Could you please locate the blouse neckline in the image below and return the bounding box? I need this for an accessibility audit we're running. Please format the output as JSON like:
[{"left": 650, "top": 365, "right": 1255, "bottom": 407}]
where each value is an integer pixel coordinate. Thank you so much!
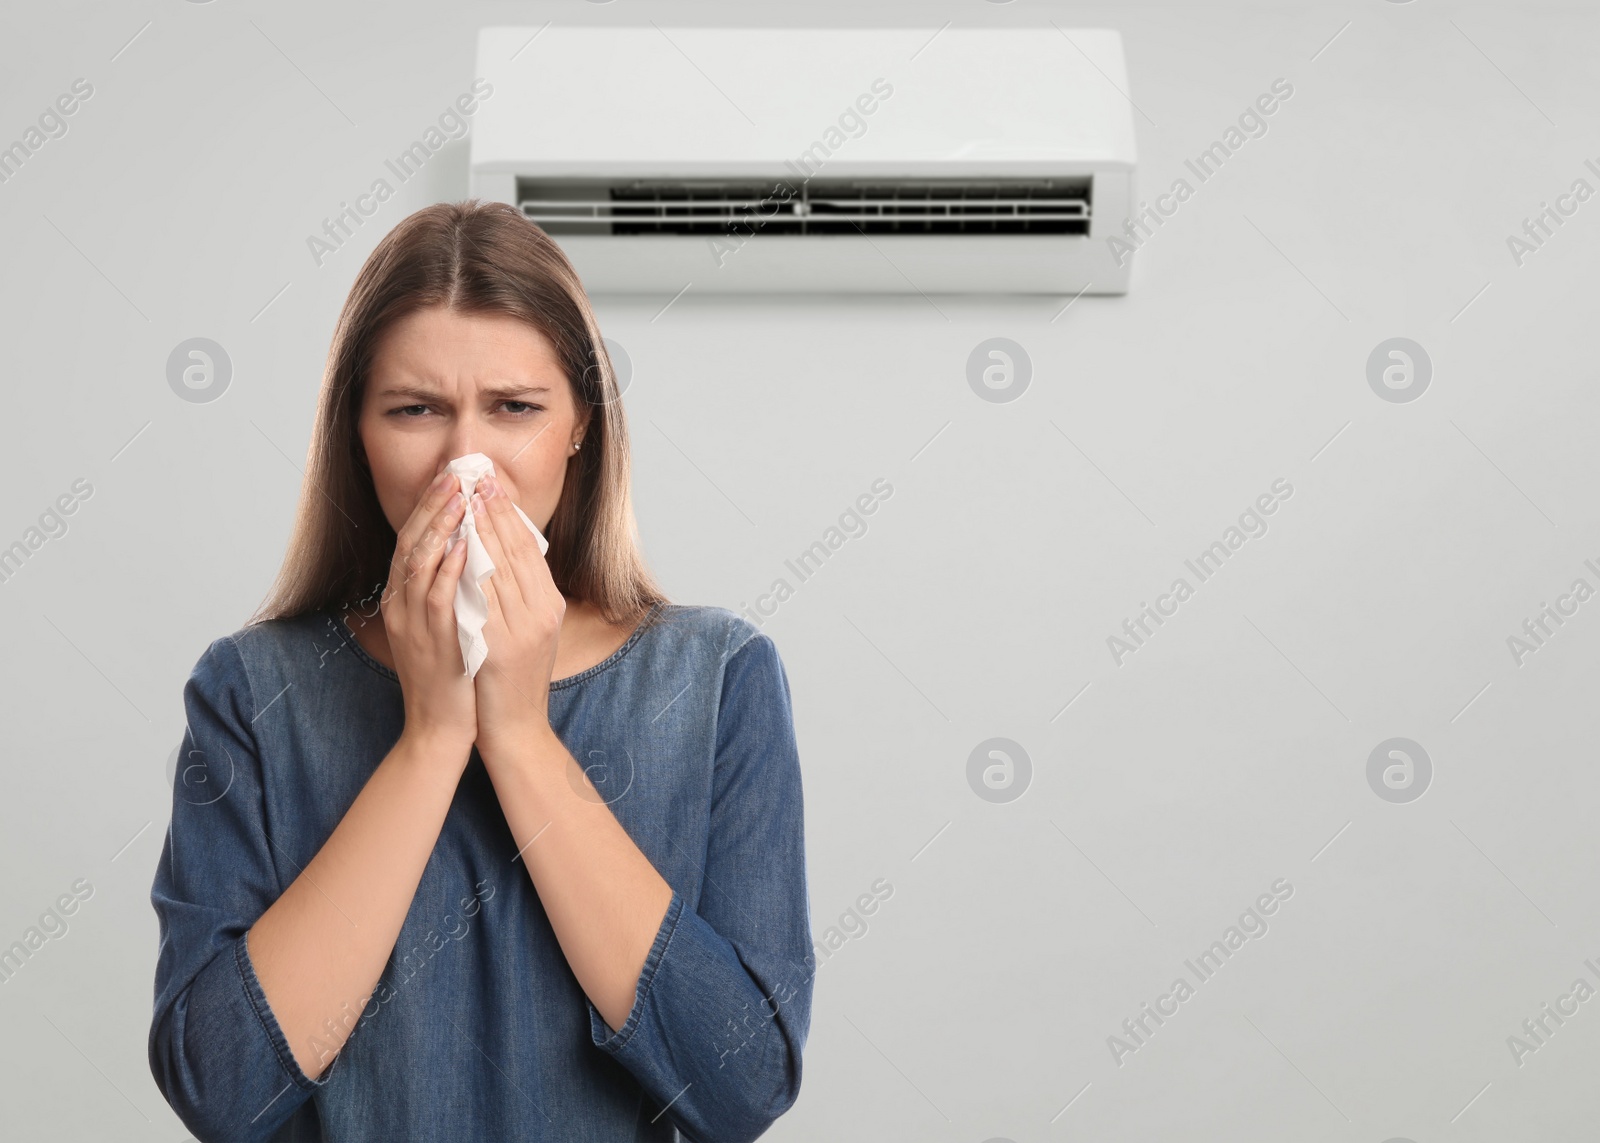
[{"left": 327, "top": 600, "right": 667, "bottom": 691}]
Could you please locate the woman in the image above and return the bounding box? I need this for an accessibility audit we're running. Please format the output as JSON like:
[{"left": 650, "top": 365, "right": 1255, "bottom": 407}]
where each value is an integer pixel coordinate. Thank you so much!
[{"left": 148, "top": 201, "right": 813, "bottom": 1142}]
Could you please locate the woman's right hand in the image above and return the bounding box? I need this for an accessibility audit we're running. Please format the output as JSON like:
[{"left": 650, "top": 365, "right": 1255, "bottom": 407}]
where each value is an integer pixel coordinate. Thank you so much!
[{"left": 380, "top": 469, "right": 476, "bottom": 753}]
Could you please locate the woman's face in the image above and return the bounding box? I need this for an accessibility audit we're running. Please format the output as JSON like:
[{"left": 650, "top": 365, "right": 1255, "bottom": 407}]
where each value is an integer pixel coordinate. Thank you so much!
[{"left": 358, "top": 305, "right": 587, "bottom": 536}]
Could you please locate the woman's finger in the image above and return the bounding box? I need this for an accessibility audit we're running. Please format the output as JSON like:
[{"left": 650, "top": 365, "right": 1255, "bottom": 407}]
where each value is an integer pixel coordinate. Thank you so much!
[
  {"left": 482, "top": 478, "right": 550, "bottom": 614},
  {"left": 388, "top": 474, "right": 463, "bottom": 622},
  {"left": 478, "top": 544, "right": 515, "bottom": 664},
  {"left": 406, "top": 487, "right": 464, "bottom": 615},
  {"left": 427, "top": 522, "right": 470, "bottom": 645},
  {"left": 472, "top": 490, "right": 526, "bottom": 618}
]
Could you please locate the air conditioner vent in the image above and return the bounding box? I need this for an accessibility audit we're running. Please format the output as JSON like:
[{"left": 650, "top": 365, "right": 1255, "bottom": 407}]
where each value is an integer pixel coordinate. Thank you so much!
[{"left": 517, "top": 178, "right": 1092, "bottom": 237}]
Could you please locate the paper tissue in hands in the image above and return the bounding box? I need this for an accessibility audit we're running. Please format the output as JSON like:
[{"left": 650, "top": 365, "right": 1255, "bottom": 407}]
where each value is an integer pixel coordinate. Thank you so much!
[{"left": 442, "top": 453, "right": 549, "bottom": 678}]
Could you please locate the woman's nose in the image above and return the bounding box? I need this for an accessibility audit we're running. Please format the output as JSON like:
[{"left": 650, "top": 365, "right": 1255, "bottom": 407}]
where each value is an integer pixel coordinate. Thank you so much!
[{"left": 439, "top": 437, "right": 481, "bottom": 468}]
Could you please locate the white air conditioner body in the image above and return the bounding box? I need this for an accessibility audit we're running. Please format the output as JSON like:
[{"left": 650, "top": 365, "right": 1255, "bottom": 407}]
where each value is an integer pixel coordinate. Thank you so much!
[{"left": 470, "top": 26, "right": 1137, "bottom": 295}]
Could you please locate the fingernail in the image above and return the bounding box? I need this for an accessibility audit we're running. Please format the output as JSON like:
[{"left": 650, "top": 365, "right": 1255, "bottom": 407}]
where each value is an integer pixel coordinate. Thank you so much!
[
  {"left": 482, "top": 474, "right": 499, "bottom": 498},
  {"left": 431, "top": 470, "right": 450, "bottom": 491}
]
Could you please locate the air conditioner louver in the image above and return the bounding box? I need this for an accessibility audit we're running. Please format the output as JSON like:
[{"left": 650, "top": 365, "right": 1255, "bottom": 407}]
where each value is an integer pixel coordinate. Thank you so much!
[
  {"left": 518, "top": 179, "right": 1091, "bottom": 237},
  {"left": 471, "top": 26, "right": 1138, "bottom": 294}
]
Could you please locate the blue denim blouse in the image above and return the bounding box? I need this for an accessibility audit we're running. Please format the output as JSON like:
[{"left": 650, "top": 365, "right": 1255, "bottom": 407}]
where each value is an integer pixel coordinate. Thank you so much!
[{"left": 148, "top": 602, "right": 813, "bottom": 1143}]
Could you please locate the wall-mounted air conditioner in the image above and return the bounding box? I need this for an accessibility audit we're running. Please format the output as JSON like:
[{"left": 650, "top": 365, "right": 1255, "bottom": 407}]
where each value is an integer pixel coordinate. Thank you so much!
[{"left": 470, "top": 25, "right": 1137, "bottom": 295}]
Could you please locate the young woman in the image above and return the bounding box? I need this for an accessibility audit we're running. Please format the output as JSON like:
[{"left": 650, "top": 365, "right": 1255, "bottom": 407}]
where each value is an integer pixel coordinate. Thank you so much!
[{"left": 148, "top": 201, "right": 813, "bottom": 1142}]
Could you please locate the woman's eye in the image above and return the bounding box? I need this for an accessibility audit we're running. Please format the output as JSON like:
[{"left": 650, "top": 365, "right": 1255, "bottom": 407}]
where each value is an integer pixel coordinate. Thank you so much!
[{"left": 385, "top": 402, "right": 541, "bottom": 418}]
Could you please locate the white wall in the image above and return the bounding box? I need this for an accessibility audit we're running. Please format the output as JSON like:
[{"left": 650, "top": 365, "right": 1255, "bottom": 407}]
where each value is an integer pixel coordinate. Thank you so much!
[{"left": 0, "top": 1, "right": 1595, "bottom": 1140}]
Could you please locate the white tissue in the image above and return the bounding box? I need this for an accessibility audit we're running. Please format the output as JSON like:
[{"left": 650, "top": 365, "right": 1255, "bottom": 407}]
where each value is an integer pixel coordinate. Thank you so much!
[{"left": 442, "top": 452, "right": 550, "bottom": 678}]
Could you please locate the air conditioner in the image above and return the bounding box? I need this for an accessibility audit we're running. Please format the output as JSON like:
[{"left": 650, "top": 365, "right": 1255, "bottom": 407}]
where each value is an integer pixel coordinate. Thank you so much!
[{"left": 470, "top": 25, "right": 1137, "bottom": 295}]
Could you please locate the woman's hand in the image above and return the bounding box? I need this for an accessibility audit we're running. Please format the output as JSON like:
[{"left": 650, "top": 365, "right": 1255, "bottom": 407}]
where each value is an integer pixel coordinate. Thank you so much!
[
  {"left": 470, "top": 472, "right": 564, "bottom": 758},
  {"left": 379, "top": 469, "right": 477, "bottom": 755}
]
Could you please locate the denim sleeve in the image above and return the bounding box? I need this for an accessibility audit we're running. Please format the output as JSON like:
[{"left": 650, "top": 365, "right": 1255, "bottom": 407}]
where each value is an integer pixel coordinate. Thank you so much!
[
  {"left": 584, "top": 630, "right": 814, "bottom": 1143},
  {"left": 148, "top": 635, "right": 332, "bottom": 1142}
]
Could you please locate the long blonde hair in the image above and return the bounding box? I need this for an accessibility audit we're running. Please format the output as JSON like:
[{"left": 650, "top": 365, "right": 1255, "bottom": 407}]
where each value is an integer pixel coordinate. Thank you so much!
[{"left": 248, "top": 199, "right": 667, "bottom": 629}]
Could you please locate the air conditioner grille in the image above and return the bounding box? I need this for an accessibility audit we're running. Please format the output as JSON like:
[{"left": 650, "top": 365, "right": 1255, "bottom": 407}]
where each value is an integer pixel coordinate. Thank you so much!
[{"left": 517, "top": 178, "right": 1091, "bottom": 236}]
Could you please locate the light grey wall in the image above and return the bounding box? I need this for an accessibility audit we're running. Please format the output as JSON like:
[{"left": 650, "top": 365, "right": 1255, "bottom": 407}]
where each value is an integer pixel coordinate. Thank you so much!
[{"left": 1, "top": 1, "right": 1596, "bottom": 1140}]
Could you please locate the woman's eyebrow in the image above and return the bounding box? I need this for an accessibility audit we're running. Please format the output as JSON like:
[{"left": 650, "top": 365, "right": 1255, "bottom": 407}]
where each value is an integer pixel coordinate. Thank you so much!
[{"left": 375, "top": 384, "right": 553, "bottom": 401}]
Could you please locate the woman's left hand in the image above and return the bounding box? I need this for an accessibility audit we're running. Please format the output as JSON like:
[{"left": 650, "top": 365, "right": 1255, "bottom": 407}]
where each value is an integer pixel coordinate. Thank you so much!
[{"left": 471, "top": 473, "right": 564, "bottom": 758}]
